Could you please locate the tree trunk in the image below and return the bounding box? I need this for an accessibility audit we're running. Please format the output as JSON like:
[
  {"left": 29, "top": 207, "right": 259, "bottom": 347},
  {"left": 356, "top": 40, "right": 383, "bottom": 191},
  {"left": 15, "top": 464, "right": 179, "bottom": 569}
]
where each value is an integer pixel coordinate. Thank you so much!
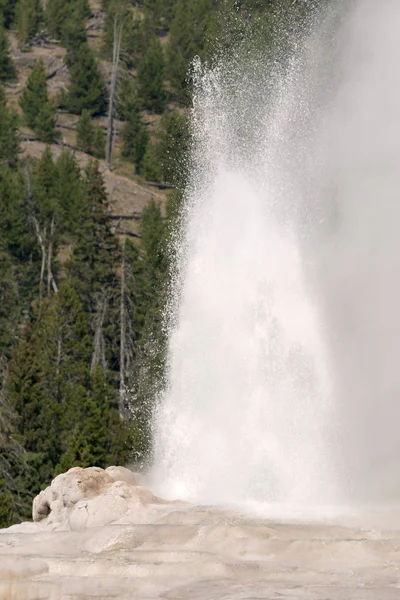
[
  {"left": 106, "top": 18, "right": 123, "bottom": 170},
  {"left": 31, "top": 216, "right": 47, "bottom": 308},
  {"left": 47, "top": 214, "right": 58, "bottom": 295}
]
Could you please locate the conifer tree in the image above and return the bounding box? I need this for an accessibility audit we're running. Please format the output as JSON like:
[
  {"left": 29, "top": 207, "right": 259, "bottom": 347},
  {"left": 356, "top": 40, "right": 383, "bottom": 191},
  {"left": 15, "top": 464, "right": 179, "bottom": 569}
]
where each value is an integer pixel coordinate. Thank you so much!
[
  {"left": 0, "top": 0, "right": 18, "bottom": 28},
  {"left": 76, "top": 110, "right": 105, "bottom": 158},
  {"left": 15, "top": 0, "right": 43, "bottom": 46},
  {"left": 6, "top": 319, "right": 62, "bottom": 499},
  {"left": 141, "top": 142, "right": 161, "bottom": 182},
  {"left": 61, "top": 44, "right": 106, "bottom": 115},
  {"left": 137, "top": 35, "right": 166, "bottom": 113},
  {"left": 0, "top": 249, "right": 19, "bottom": 359},
  {"left": 32, "top": 146, "right": 58, "bottom": 226},
  {"left": 76, "top": 109, "right": 95, "bottom": 151},
  {"left": 0, "top": 164, "right": 40, "bottom": 275},
  {"left": 62, "top": 9, "right": 88, "bottom": 65},
  {"left": 46, "top": 0, "right": 90, "bottom": 39},
  {"left": 166, "top": 0, "right": 215, "bottom": 103},
  {"left": 121, "top": 109, "right": 149, "bottom": 174},
  {"left": 68, "top": 161, "right": 120, "bottom": 314},
  {"left": 0, "top": 24, "right": 15, "bottom": 81},
  {"left": 19, "top": 60, "right": 56, "bottom": 142},
  {"left": 166, "top": 0, "right": 194, "bottom": 101},
  {"left": 54, "top": 149, "right": 85, "bottom": 231},
  {"left": 0, "top": 86, "right": 19, "bottom": 167},
  {"left": 0, "top": 373, "right": 28, "bottom": 525}
]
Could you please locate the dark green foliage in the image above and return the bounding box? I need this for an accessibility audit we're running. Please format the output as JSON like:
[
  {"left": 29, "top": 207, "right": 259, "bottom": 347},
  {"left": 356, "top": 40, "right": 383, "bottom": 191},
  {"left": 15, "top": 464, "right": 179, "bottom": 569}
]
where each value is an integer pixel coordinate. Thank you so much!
[
  {"left": 0, "top": 87, "right": 19, "bottom": 167},
  {"left": 68, "top": 160, "right": 120, "bottom": 313},
  {"left": 76, "top": 110, "right": 105, "bottom": 158},
  {"left": 0, "top": 478, "right": 13, "bottom": 527},
  {"left": 15, "top": 0, "right": 43, "bottom": 45},
  {"left": 0, "top": 250, "right": 19, "bottom": 357},
  {"left": 31, "top": 146, "right": 58, "bottom": 224},
  {"left": 19, "top": 60, "right": 56, "bottom": 142},
  {"left": 46, "top": 0, "right": 90, "bottom": 39},
  {"left": 137, "top": 36, "right": 166, "bottom": 113},
  {"left": 0, "top": 0, "right": 18, "bottom": 28},
  {"left": 0, "top": 24, "right": 15, "bottom": 81},
  {"left": 0, "top": 380, "right": 29, "bottom": 524},
  {"left": 54, "top": 150, "right": 85, "bottom": 232},
  {"left": 141, "top": 142, "right": 161, "bottom": 182},
  {"left": 154, "top": 112, "right": 190, "bottom": 187},
  {"left": 121, "top": 109, "right": 149, "bottom": 174},
  {"left": 140, "top": 112, "right": 189, "bottom": 184},
  {"left": 62, "top": 10, "right": 88, "bottom": 64},
  {"left": 0, "top": 165, "right": 40, "bottom": 269},
  {"left": 60, "top": 44, "right": 106, "bottom": 115}
]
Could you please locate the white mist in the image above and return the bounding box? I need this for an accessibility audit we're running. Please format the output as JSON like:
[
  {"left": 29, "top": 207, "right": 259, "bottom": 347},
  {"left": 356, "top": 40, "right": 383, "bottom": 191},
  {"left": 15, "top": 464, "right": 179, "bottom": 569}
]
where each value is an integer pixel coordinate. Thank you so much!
[{"left": 153, "top": 0, "right": 400, "bottom": 511}]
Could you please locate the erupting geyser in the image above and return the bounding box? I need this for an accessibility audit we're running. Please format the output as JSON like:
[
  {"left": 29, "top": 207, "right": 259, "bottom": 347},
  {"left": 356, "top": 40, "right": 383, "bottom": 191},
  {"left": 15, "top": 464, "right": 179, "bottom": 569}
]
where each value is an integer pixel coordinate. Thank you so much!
[{"left": 153, "top": 0, "right": 400, "bottom": 512}]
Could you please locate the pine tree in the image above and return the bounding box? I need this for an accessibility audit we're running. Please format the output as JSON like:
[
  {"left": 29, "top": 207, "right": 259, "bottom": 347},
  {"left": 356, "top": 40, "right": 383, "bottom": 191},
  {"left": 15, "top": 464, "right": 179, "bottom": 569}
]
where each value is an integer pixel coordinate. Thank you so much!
[
  {"left": 55, "top": 149, "right": 85, "bottom": 232},
  {"left": 19, "top": 60, "right": 56, "bottom": 142},
  {"left": 46, "top": 0, "right": 90, "bottom": 39},
  {"left": 0, "top": 164, "right": 40, "bottom": 280},
  {"left": 0, "top": 86, "right": 19, "bottom": 167},
  {"left": 141, "top": 142, "right": 161, "bottom": 182},
  {"left": 15, "top": 0, "right": 43, "bottom": 46},
  {"left": 76, "top": 109, "right": 95, "bottom": 151},
  {"left": 0, "top": 248, "right": 20, "bottom": 358},
  {"left": 68, "top": 161, "right": 120, "bottom": 314},
  {"left": 121, "top": 109, "right": 149, "bottom": 174},
  {"left": 76, "top": 110, "right": 105, "bottom": 158},
  {"left": 0, "top": 24, "right": 15, "bottom": 81},
  {"left": 0, "top": 0, "right": 18, "bottom": 28},
  {"left": 137, "top": 36, "right": 166, "bottom": 113},
  {"left": 32, "top": 146, "right": 58, "bottom": 225},
  {"left": 0, "top": 373, "right": 29, "bottom": 525},
  {"left": 166, "top": 0, "right": 215, "bottom": 103},
  {"left": 166, "top": 0, "right": 194, "bottom": 102},
  {"left": 62, "top": 9, "right": 88, "bottom": 65},
  {"left": 61, "top": 44, "right": 106, "bottom": 115},
  {"left": 6, "top": 319, "right": 62, "bottom": 499}
]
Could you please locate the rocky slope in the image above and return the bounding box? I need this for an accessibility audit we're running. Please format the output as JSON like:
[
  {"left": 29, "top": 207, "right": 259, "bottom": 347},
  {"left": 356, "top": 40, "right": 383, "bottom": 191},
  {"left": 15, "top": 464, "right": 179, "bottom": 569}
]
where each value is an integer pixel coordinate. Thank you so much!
[{"left": 6, "top": 1, "right": 166, "bottom": 239}]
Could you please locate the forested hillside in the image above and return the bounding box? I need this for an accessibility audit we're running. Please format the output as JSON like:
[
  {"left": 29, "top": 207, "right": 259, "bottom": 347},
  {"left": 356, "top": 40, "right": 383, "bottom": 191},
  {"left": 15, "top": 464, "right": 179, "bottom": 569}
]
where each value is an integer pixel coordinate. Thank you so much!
[{"left": 0, "top": 0, "right": 312, "bottom": 527}]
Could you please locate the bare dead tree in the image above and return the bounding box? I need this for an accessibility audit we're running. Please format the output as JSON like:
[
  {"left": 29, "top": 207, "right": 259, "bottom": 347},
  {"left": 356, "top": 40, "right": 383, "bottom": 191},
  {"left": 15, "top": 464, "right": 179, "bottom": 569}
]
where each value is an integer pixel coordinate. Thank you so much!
[
  {"left": 91, "top": 292, "right": 108, "bottom": 373},
  {"left": 24, "top": 166, "right": 58, "bottom": 305},
  {"left": 106, "top": 16, "right": 124, "bottom": 170},
  {"left": 31, "top": 215, "right": 47, "bottom": 307},
  {"left": 47, "top": 215, "right": 58, "bottom": 295}
]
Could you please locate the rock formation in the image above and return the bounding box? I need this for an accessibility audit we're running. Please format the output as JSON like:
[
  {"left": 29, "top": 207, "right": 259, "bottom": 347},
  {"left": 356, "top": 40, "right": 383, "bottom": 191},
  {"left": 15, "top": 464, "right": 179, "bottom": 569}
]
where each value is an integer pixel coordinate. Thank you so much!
[{"left": 32, "top": 466, "right": 158, "bottom": 531}]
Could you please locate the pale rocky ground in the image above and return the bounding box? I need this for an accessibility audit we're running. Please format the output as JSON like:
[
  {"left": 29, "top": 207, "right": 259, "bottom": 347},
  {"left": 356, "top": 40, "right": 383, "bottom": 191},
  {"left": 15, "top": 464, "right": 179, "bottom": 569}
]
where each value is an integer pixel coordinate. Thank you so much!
[{"left": 1, "top": 467, "right": 400, "bottom": 599}]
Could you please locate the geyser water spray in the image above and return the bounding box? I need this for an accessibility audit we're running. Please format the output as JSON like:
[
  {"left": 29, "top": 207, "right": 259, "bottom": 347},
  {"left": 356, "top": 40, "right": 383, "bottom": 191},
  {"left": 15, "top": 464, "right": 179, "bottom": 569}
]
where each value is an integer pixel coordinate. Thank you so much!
[{"left": 153, "top": 0, "right": 400, "bottom": 511}]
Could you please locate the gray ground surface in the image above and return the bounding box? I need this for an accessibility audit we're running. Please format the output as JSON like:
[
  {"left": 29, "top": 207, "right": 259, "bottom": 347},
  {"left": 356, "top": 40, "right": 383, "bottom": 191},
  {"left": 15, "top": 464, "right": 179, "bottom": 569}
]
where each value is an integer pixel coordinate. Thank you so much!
[{"left": 1, "top": 501, "right": 400, "bottom": 600}]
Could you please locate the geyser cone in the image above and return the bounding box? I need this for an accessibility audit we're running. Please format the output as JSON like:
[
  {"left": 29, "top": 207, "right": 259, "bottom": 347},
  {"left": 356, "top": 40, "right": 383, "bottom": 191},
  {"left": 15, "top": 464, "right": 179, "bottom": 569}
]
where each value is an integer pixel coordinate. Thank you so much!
[{"left": 153, "top": 0, "right": 400, "bottom": 512}]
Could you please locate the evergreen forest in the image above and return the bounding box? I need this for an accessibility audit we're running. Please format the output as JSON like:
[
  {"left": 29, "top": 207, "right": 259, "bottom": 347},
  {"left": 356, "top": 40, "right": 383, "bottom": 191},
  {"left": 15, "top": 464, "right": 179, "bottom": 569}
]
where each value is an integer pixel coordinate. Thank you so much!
[{"left": 0, "top": 0, "right": 315, "bottom": 526}]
